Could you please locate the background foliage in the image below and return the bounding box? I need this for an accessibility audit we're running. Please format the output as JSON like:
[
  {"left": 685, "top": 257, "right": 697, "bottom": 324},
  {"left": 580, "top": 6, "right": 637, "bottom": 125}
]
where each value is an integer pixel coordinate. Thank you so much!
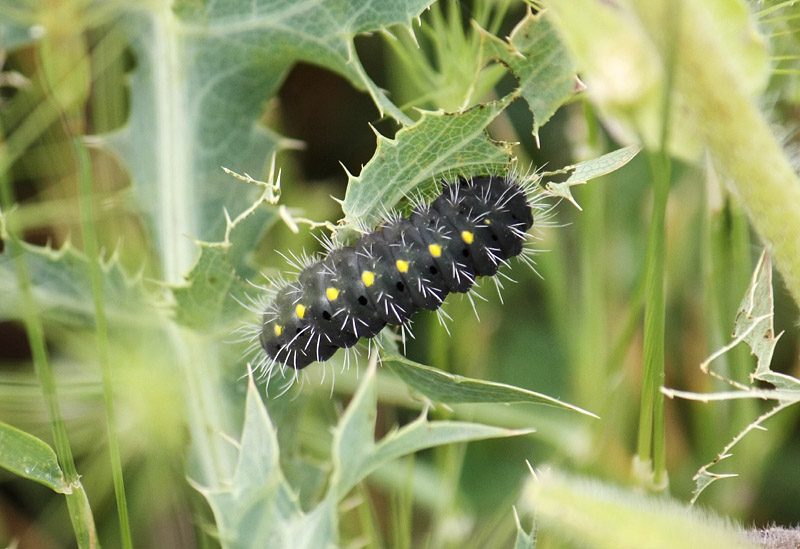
[{"left": 1, "top": 0, "right": 799, "bottom": 548}]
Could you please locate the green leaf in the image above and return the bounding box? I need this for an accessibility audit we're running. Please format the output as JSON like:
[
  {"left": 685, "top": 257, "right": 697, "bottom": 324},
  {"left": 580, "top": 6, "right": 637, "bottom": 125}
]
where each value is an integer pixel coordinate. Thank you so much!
[
  {"left": 687, "top": 398, "right": 798, "bottom": 504},
  {"left": 280, "top": 499, "right": 338, "bottom": 549},
  {"left": 670, "top": 251, "right": 799, "bottom": 394},
  {"left": 99, "top": 0, "right": 435, "bottom": 282},
  {"left": 197, "top": 363, "right": 533, "bottom": 547},
  {"left": 514, "top": 508, "right": 537, "bottom": 549},
  {"left": 340, "top": 94, "right": 515, "bottom": 231},
  {"left": 662, "top": 251, "right": 799, "bottom": 503},
  {"left": 479, "top": 10, "right": 579, "bottom": 144},
  {"left": 384, "top": 354, "right": 598, "bottom": 417},
  {"left": 526, "top": 469, "right": 758, "bottom": 549},
  {"left": 194, "top": 374, "right": 310, "bottom": 549},
  {"left": 542, "top": 145, "right": 641, "bottom": 209},
  {"left": 329, "top": 361, "right": 534, "bottom": 499},
  {"left": 0, "top": 420, "right": 68, "bottom": 492},
  {"left": 170, "top": 241, "right": 250, "bottom": 332},
  {"left": 0, "top": 231, "right": 163, "bottom": 330},
  {"left": 170, "top": 168, "right": 282, "bottom": 331},
  {"left": 174, "top": 0, "right": 435, "bottom": 118},
  {"left": 732, "top": 251, "right": 797, "bottom": 389},
  {"left": 692, "top": 467, "right": 740, "bottom": 506}
]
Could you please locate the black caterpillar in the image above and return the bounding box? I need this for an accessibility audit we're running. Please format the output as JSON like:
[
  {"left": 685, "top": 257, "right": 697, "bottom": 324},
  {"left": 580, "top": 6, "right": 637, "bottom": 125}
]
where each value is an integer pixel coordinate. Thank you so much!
[{"left": 257, "top": 174, "right": 537, "bottom": 371}]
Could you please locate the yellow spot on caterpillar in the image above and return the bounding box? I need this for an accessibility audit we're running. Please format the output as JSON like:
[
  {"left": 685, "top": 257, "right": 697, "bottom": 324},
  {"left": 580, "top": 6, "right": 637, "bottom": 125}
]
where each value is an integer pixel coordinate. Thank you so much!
[
  {"left": 295, "top": 304, "right": 306, "bottom": 319},
  {"left": 396, "top": 259, "right": 409, "bottom": 273},
  {"left": 428, "top": 244, "right": 442, "bottom": 258},
  {"left": 361, "top": 271, "right": 375, "bottom": 287},
  {"left": 461, "top": 231, "right": 474, "bottom": 244},
  {"left": 326, "top": 287, "right": 339, "bottom": 301},
  {"left": 274, "top": 324, "right": 283, "bottom": 337},
  {"left": 484, "top": 219, "right": 492, "bottom": 225}
]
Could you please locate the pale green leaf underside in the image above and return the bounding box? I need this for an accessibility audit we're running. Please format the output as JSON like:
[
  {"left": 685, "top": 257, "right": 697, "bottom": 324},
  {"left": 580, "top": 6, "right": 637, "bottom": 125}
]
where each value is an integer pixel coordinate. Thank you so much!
[
  {"left": 561, "top": 145, "right": 642, "bottom": 185},
  {"left": 514, "top": 511, "right": 536, "bottom": 549},
  {"left": 0, "top": 232, "right": 162, "bottom": 330},
  {"left": 330, "top": 362, "right": 533, "bottom": 500},
  {"left": 97, "top": 0, "right": 434, "bottom": 282},
  {"left": 384, "top": 354, "right": 597, "bottom": 417},
  {"left": 198, "top": 363, "right": 534, "bottom": 546},
  {"left": 543, "top": 145, "right": 641, "bottom": 207},
  {"left": 195, "top": 375, "right": 307, "bottom": 548},
  {"left": 0, "top": 420, "right": 68, "bottom": 493}
]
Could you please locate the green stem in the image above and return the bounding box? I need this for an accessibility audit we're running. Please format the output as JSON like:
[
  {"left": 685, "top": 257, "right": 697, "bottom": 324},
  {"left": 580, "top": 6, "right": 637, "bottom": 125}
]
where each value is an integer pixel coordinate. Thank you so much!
[
  {"left": 656, "top": 1, "right": 800, "bottom": 306},
  {"left": 74, "top": 138, "right": 133, "bottom": 548},
  {"left": 634, "top": 151, "right": 669, "bottom": 488},
  {"left": 177, "top": 330, "right": 236, "bottom": 488},
  {"left": 575, "top": 111, "right": 607, "bottom": 411},
  {"left": 0, "top": 148, "right": 98, "bottom": 547},
  {"left": 634, "top": 0, "right": 681, "bottom": 491}
]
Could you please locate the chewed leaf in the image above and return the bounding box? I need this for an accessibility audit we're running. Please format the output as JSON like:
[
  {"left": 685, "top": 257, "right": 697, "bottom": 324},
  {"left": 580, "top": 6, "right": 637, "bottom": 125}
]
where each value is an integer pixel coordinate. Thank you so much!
[
  {"left": 733, "top": 251, "right": 796, "bottom": 389},
  {"left": 0, "top": 421, "right": 68, "bottom": 493},
  {"left": 542, "top": 145, "right": 641, "bottom": 209},
  {"left": 663, "top": 250, "right": 800, "bottom": 502},
  {"left": 93, "top": 0, "right": 435, "bottom": 282},
  {"left": 662, "top": 387, "right": 800, "bottom": 403},
  {"left": 171, "top": 241, "right": 252, "bottom": 332},
  {"left": 340, "top": 94, "right": 515, "bottom": 231},
  {"left": 687, "top": 250, "right": 797, "bottom": 391},
  {"left": 384, "top": 354, "right": 598, "bottom": 418},
  {"left": 694, "top": 470, "right": 738, "bottom": 498},
  {"left": 692, "top": 469, "right": 739, "bottom": 506},
  {"left": 171, "top": 163, "right": 283, "bottom": 331},
  {"left": 479, "top": 10, "right": 580, "bottom": 144},
  {"left": 690, "top": 401, "right": 792, "bottom": 504}
]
